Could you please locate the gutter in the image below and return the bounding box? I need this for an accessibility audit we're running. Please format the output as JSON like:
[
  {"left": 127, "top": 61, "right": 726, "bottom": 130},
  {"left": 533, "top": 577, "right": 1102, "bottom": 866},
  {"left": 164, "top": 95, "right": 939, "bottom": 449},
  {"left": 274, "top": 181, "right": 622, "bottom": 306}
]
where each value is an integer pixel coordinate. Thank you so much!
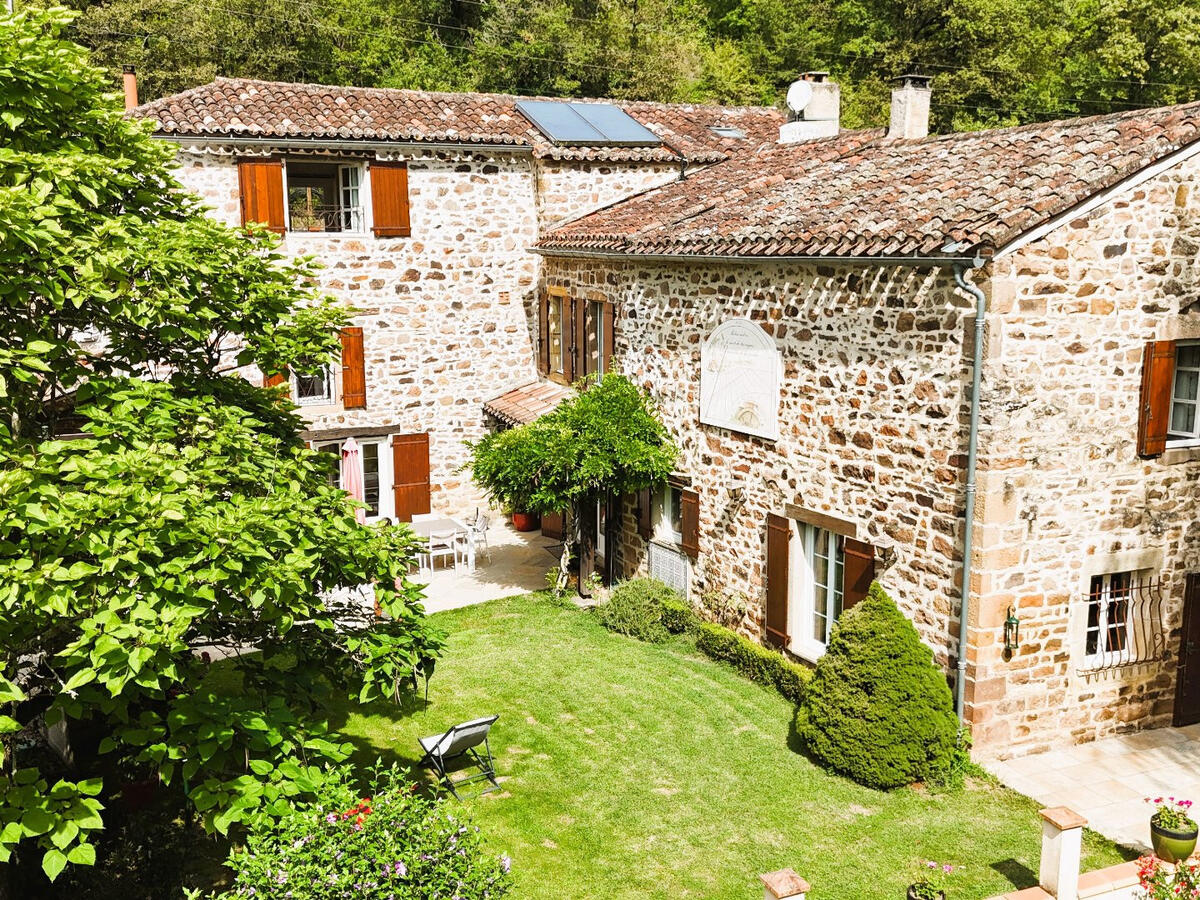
[
  {"left": 155, "top": 134, "right": 537, "bottom": 155},
  {"left": 530, "top": 246, "right": 986, "bottom": 267},
  {"left": 952, "top": 262, "right": 987, "bottom": 724}
]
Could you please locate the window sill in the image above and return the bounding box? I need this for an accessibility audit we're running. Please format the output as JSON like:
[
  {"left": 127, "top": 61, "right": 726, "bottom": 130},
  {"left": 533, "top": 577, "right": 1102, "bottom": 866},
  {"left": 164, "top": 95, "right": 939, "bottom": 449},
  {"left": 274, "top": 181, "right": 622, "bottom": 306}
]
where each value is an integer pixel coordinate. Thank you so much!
[
  {"left": 285, "top": 231, "right": 369, "bottom": 239},
  {"left": 791, "top": 640, "right": 827, "bottom": 665},
  {"left": 1161, "top": 443, "right": 1200, "bottom": 465}
]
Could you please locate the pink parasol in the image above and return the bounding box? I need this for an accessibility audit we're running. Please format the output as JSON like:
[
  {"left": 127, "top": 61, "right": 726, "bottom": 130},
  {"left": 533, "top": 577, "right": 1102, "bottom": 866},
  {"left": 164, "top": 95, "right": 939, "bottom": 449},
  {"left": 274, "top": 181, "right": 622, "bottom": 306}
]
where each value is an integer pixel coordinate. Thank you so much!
[{"left": 340, "top": 437, "right": 368, "bottom": 525}]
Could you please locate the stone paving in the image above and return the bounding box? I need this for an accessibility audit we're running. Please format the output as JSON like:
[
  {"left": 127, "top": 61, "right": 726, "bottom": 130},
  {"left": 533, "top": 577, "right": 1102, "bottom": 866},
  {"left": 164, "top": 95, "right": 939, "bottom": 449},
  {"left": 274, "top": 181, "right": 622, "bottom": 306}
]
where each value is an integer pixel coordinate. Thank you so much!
[
  {"left": 983, "top": 725, "right": 1200, "bottom": 850},
  {"left": 417, "top": 518, "right": 560, "bottom": 614}
]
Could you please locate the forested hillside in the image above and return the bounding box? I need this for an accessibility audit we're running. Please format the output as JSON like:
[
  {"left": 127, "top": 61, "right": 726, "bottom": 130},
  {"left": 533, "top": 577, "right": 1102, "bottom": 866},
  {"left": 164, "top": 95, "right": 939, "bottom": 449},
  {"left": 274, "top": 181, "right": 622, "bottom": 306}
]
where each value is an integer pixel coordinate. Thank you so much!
[{"left": 67, "top": 0, "right": 1200, "bottom": 132}]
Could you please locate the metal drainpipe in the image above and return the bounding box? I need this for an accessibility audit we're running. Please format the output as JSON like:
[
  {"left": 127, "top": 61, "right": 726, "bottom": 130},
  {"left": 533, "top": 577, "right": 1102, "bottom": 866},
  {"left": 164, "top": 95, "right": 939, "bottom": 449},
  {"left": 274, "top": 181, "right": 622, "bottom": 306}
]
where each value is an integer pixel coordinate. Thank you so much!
[{"left": 952, "top": 262, "right": 987, "bottom": 723}]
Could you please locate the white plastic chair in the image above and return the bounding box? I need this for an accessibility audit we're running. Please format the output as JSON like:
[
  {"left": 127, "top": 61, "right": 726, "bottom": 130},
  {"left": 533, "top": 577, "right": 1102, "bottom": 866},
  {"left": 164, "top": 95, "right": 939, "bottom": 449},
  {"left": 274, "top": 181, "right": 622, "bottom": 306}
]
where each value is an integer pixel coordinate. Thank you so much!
[
  {"left": 427, "top": 529, "right": 460, "bottom": 572},
  {"left": 467, "top": 513, "right": 491, "bottom": 562}
]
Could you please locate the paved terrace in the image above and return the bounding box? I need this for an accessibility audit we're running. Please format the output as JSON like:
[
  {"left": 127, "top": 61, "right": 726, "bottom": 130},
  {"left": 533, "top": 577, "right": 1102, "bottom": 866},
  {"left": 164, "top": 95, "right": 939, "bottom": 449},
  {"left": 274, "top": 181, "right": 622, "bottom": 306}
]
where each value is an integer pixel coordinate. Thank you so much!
[{"left": 984, "top": 724, "right": 1200, "bottom": 850}]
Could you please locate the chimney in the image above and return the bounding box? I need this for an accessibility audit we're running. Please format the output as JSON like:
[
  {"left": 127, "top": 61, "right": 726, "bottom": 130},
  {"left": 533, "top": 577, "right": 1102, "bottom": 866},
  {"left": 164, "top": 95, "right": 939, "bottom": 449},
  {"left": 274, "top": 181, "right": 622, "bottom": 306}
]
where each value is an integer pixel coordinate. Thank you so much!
[
  {"left": 122, "top": 65, "right": 138, "bottom": 111},
  {"left": 888, "top": 73, "right": 931, "bottom": 140},
  {"left": 778, "top": 72, "right": 840, "bottom": 144}
]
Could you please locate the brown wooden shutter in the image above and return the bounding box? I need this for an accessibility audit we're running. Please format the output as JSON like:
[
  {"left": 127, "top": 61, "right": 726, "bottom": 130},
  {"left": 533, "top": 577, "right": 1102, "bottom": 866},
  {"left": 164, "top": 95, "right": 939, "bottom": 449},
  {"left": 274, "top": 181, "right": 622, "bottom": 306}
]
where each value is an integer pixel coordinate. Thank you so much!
[
  {"left": 369, "top": 161, "right": 411, "bottom": 238},
  {"left": 1138, "top": 340, "right": 1177, "bottom": 457},
  {"left": 540, "top": 510, "right": 564, "bottom": 540},
  {"left": 602, "top": 302, "right": 615, "bottom": 376},
  {"left": 636, "top": 487, "right": 653, "bottom": 540},
  {"left": 341, "top": 327, "right": 367, "bottom": 409},
  {"left": 765, "top": 513, "right": 791, "bottom": 648},
  {"left": 263, "top": 371, "right": 287, "bottom": 388},
  {"left": 572, "top": 296, "right": 586, "bottom": 383},
  {"left": 391, "top": 433, "right": 430, "bottom": 522},
  {"left": 680, "top": 489, "right": 699, "bottom": 557},
  {"left": 842, "top": 537, "right": 876, "bottom": 611},
  {"left": 237, "top": 159, "right": 286, "bottom": 235},
  {"left": 538, "top": 293, "right": 550, "bottom": 375}
]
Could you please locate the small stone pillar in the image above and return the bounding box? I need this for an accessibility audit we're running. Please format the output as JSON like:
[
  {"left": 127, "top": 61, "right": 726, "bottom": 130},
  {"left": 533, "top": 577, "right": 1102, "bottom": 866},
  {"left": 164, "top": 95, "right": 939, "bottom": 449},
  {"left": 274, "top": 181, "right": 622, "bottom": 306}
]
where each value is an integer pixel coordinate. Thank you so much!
[
  {"left": 1039, "top": 806, "right": 1087, "bottom": 900},
  {"left": 760, "top": 868, "right": 809, "bottom": 900}
]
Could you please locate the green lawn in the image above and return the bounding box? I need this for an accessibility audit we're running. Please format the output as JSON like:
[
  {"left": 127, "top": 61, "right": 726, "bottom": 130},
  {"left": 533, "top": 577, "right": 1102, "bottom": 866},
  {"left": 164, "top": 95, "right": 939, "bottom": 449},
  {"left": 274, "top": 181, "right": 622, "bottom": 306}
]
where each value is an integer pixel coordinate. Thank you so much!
[{"left": 329, "top": 594, "right": 1130, "bottom": 900}]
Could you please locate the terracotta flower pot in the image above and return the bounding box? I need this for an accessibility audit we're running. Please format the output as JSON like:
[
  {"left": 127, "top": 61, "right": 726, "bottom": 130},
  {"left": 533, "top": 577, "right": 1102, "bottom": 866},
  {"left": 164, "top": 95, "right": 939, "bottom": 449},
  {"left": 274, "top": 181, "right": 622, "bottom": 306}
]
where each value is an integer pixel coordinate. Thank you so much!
[
  {"left": 1151, "top": 819, "right": 1198, "bottom": 863},
  {"left": 511, "top": 511, "right": 540, "bottom": 532}
]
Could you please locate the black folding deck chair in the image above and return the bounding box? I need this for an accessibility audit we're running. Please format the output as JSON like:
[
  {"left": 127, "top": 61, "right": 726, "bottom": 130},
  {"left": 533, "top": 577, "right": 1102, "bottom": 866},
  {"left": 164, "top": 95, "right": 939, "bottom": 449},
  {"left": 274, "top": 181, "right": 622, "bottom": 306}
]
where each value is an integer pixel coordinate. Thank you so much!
[{"left": 417, "top": 715, "right": 500, "bottom": 799}]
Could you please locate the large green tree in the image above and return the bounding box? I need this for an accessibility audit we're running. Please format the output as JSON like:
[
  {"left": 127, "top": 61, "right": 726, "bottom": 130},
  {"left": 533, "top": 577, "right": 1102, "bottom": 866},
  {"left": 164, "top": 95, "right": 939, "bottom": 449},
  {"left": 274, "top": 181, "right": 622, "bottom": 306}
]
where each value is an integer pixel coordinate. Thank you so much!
[{"left": 0, "top": 7, "right": 441, "bottom": 889}]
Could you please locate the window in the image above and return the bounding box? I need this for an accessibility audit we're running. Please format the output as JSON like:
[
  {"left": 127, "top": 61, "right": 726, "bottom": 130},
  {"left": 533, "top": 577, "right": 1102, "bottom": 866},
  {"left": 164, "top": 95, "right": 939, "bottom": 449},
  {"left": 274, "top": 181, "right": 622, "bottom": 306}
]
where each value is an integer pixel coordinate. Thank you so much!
[
  {"left": 285, "top": 160, "right": 365, "bottom": 234},
  {"left": 790, "top": 524, "right": 845, "bottom": 659},
  {"left": 1084, "top": 571, "right": 1133, "bottom": 665},
  {"left": 1170, "top": 343, "right": 1200, "bottom": 442},
  {"left": 293, "top": 365, "right": 332, "bottom": 405},
  {"left": 653, "top": 484, "right": 683, "bottom": 545},
  {"left": 315, "top": 439, "right": 383, "bottom": 517},
  {"left": 587, "top": 300, "right": 605, "bottom": 376}
]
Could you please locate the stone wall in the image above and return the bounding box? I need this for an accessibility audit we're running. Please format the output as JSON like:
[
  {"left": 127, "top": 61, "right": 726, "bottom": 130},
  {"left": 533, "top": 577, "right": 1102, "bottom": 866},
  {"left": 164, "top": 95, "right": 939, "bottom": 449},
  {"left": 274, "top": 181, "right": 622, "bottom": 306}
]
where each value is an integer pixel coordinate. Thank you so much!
[
  {"left": 543, "top": 257, "right": 979, "bottom": 665},
  {"left": 964, "top": 151, "right": 1200, "bottom": 757},
  {"left": 172, "top": 144, "right": 682, "bottom": 512}
]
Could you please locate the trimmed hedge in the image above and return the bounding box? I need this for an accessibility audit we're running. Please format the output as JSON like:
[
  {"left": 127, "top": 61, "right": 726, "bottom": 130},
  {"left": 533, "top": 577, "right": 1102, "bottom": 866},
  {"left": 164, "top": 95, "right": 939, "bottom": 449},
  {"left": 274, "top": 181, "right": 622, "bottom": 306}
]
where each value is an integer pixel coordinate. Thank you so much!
[
  {"left": 660, "top": 594, "right": 699, "bottom": 634},
  {"left": 795, "top": 583, "right": 959, "bottom": 790},
  {"left": 695, "top": 622, "right": 811, "bottom": 705}
]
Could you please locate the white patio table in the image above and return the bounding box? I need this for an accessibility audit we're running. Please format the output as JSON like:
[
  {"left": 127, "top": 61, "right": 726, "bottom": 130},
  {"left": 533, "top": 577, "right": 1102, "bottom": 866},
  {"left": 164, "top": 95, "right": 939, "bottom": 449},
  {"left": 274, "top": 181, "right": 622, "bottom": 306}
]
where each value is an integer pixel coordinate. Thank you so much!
[{"left": 409, "top": 517, "right": 474, "bottom": 573}]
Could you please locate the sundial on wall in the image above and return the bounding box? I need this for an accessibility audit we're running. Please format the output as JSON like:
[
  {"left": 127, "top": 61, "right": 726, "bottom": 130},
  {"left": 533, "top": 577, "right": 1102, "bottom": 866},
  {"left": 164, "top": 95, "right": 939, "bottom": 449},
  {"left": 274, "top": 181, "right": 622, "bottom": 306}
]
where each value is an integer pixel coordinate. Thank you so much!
[{"left": 699, "top": 319, "right": 782, "bottom": 441}]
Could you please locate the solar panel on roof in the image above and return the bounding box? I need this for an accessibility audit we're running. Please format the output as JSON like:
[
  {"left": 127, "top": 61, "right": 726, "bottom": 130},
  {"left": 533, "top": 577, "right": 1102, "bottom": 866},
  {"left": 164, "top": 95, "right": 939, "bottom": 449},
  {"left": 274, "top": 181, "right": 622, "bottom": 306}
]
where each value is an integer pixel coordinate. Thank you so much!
[{"left": 516, "top": 99, "right": 662, "bottom": 147}]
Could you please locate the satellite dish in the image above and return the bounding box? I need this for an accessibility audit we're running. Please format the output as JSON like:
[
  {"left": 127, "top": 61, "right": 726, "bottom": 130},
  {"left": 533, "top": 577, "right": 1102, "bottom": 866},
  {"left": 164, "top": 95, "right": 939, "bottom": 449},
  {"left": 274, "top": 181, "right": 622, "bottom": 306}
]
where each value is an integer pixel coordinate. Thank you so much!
[{"left": 786, "top": 80, "right": 813, "bottom": 114}]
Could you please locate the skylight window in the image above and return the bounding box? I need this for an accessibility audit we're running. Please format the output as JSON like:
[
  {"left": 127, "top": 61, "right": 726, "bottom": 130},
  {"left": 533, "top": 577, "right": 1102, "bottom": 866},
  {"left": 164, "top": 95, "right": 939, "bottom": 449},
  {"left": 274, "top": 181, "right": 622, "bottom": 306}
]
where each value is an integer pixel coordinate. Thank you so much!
[
  {"left": 516, "top": 100, "right": 662, "bottom": 147},
  {"left": 710, "top": 125, "right": 747, "bottom": 139}
]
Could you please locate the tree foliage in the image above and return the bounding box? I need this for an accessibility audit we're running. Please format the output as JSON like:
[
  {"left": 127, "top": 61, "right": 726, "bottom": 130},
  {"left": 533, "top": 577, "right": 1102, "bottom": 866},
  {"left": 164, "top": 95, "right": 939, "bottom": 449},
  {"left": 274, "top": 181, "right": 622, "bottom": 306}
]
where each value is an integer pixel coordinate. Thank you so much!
[
  {"left": 795, "top": 584, "right": 958, "bottom": 790},
  {"left": 466, "top": 373, "right": 676, "bottom": 589},
  {"left": 65, "top": 0, "right": 1200, "bottom": 131},
  {"left": 0, "top": 8, "right": 441, "bottom": 887}
]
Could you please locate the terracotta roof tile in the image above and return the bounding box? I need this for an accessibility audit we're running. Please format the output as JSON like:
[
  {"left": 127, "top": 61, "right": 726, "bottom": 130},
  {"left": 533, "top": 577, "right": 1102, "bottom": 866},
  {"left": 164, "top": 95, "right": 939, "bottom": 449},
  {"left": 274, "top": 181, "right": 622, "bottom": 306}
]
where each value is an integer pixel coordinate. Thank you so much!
[
  {"left": 534, "top": 101, "right": 1200, "bottom": 259},
  {"left": 131, "top": 78, "right": 785, "bottom": 164},
  {"left": 482, "top": 381, "right": 573, "bottom": 426}
]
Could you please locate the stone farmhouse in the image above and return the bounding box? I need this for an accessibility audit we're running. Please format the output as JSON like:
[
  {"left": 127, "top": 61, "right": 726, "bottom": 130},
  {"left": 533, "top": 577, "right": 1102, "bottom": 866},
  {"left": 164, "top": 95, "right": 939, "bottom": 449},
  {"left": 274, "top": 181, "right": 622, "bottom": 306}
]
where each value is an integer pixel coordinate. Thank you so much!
[
  {"left": 135, "top": 71, "right": 1200, "bottom": 758},
  {"left": 130, "top": 76, "right": 783, "bottom": 520},
  {"left": 536, "top": 76, "right": 1200, "bottom": 759}
]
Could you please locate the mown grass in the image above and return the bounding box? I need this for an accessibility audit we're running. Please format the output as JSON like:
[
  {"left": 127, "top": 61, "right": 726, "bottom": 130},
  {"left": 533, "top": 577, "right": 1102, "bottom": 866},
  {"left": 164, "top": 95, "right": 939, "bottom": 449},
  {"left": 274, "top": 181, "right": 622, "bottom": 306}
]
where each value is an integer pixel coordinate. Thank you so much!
[{"left": 327, "top": 593, "right": 1132, "bottom": 900}]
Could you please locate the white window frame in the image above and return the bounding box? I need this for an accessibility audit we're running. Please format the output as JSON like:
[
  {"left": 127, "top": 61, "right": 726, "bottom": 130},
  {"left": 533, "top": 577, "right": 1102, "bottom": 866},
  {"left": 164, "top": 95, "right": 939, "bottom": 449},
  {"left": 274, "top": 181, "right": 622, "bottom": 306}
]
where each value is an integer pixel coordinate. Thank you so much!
[
  {"left": 788, "top": 522, "right": 845, "bottom": 662},
  {"left": 312, "top": 438, "right": 393, "bottom": 521},
  {"left": 1168, "top": 341, "right": 1200, "bottom": 447},
  {"left": 1081, "top": 570, "right": 1136, "bottom": 669},
  {"left": 292, "top": 365, "right": 333, "bottom": 406},
  {"left": 652, "top": 484, "right": 684, "bottom": 547},
  {"left": 588, "top": 299, "right": 606, "bottom": 377},
  {"left": 281, "top": 158, "right": 370, "bottom": 237}
]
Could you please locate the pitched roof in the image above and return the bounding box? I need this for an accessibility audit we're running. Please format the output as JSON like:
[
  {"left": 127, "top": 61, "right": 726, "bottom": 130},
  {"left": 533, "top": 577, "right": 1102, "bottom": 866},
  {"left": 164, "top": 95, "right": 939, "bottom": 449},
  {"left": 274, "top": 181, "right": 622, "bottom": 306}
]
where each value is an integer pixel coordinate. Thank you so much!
[
  {"left": 131, "top": 78, "right": 785, "bottom": 164},
  {"left": 534, "top": 101, "right": 1200, "bottom": 259},
  {"left": 483, "top": 381, "right": 573, "bottom": 426}
]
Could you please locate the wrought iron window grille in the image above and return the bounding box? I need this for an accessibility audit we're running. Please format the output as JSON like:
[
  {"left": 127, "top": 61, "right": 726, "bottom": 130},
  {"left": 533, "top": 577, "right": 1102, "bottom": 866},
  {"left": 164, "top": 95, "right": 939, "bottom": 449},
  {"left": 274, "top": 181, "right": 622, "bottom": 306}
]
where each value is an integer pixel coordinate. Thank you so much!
[{"left": 1076, "top": 574, "right": 1167, "bottom": 676}]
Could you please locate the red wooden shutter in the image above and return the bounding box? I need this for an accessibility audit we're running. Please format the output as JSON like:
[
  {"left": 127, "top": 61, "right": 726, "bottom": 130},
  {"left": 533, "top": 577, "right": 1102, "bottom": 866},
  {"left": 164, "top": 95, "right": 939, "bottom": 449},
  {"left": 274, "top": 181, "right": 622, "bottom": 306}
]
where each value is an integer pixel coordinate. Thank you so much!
[
  {"left": 842, "top": 537, "right": 876, "bottom": 611},
  {"left": 1138, "top": 340, "right": 1177, "bottom": 457},
  {"left": 263, "top": 371, "right": 286, "bottom": 388},
  {"left": 237, "top": 159, "right": 286, "bottom": 235},
  {"left": 765, "top": 513, "right": 791, "bottom": 648},
  {"left": 391, "top": 433, "right": 430, "bottom": 522},
  {"left": 538, "top": 294, "right": 550, "bottom": 375},
  {"left": 636, "top": 487, "right": 653, "bottom": 540},
  {"left": 370, "top": 161, "right": 411, "bottom": 238},
  {"left": 680, "top": 489, "right": 699, "bottom": 557},
  {"left": 341, "top": 327, "right": 366, "bottom": 409},
  {"left": 602, "top": 302, "right": 615, "bottom": 375}
]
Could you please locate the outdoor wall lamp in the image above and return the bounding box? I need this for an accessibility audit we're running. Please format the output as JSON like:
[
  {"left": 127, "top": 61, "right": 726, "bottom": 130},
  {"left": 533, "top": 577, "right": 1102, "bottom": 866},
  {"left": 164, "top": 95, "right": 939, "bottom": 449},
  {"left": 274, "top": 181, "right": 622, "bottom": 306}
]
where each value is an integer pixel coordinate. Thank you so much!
[
  {"left": 726, "top": 479, "right": 747, "bottom": 503},
  {"left": 1003, "top": 606, "right": 1021, "bottom": 658}
]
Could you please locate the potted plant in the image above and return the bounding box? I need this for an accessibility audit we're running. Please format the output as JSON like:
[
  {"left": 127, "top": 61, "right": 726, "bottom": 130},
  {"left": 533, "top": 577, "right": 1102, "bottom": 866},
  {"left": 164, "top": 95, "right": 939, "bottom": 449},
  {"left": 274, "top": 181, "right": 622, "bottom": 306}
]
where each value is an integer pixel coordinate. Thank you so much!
[
  {"left": 907, "top": 860, "right": 954, "bottom": 900},
  {"left": 1147, "top": 796, "right": 1198, "bottom": 862}
]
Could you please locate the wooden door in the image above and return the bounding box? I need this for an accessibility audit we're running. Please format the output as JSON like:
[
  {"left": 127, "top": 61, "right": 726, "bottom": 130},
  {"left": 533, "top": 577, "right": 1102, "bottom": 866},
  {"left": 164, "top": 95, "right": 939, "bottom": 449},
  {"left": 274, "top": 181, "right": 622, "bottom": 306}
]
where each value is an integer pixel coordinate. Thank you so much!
[
  {"left": 1175, "top": 574, "right": 1200, "bottom": 726},
  {"left": 391, "top": 433, "right": 430, "bottom": 523}
]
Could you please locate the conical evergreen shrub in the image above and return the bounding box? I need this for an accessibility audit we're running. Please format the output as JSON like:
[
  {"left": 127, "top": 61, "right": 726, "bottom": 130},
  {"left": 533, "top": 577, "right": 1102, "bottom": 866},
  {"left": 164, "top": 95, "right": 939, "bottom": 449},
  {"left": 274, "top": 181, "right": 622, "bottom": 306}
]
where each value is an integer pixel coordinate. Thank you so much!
[{"left": 795, "top": 583, "right": 958, "bottom": 789}]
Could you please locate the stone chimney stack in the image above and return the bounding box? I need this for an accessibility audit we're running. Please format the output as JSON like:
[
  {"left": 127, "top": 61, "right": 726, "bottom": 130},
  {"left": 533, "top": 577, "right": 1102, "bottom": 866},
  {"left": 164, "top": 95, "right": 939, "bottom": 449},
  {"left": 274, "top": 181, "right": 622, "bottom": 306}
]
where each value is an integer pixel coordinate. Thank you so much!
[
  {"left": 778, "top": 72, "right": 840, "bottom": 144},
  {"left": 888, "top": 73, "right": 931, "bottom": 140},
  {"left": 123, "top": 65, "right": 138, "bottom": 111}
]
